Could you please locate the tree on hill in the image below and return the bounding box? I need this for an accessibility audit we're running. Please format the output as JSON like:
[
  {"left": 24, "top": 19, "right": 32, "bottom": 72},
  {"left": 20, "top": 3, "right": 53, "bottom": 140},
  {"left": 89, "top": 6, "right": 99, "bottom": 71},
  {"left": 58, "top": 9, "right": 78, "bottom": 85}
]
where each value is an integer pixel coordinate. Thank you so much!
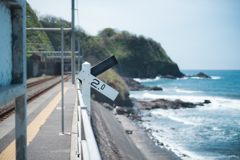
[{"left": 98, "top": 28, "right": 117, "bottom": 38}]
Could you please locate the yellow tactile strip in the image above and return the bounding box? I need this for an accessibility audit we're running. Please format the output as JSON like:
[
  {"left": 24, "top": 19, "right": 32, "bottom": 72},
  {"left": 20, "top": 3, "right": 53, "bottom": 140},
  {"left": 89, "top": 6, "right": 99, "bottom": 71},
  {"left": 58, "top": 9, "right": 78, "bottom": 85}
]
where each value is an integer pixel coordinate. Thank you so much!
[{"left": 0, "top": 88, "right": 69, "bottom": 160}]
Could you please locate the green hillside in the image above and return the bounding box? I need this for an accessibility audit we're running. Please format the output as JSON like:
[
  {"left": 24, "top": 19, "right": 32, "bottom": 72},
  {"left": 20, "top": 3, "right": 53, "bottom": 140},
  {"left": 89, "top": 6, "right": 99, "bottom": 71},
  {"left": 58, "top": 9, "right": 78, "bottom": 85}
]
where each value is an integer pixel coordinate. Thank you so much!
[
  {"left": 26, "top": 2, "right": 54, "bottom": 58},
  {"left": 97, "top": 28, "right": 184, "bottom": 78}
]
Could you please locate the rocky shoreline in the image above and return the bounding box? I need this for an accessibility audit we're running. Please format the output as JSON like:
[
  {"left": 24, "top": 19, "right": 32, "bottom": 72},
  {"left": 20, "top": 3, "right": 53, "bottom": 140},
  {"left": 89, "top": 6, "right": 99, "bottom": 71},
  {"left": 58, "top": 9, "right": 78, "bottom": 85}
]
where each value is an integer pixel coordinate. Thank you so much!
[
  {"left": 109, "top": 97, "right": 212, "bottom": 159},
  {"left": 115, "top": 98, "right": 211, "bottom": 116},
  {"left": 135, "top": 98, "right": 211, "bottom": 110},
  {"left": 162, "top": 72, "right": 211, "bottom": 79},
  {"left": 121, "top": 72, "right": 211, "bottom": 92},
  {"left": 95, "top": 71, "right": 213, "bottom": 159},
  {"left": 122, "top": 77, "right": 163, "bottom": 91},
  {"left": 92, "top": 100, "right": 180, "bottom": 160}
]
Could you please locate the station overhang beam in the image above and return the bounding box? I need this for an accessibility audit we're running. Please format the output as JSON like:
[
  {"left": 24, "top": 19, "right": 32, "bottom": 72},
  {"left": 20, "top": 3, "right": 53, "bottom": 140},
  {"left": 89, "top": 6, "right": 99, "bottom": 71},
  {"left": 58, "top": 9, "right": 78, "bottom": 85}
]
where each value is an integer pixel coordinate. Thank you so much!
[{"left": 26, "top": 28, "right": 72, "bottom": 31}]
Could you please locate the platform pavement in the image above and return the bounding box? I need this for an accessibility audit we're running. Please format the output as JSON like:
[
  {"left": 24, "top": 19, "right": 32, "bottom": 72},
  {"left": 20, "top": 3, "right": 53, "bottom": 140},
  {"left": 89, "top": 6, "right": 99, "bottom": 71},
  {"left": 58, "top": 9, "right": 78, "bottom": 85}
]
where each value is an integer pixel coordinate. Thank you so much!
[{"left": 0, "top": 79, "right": 78, "bottom": 160}]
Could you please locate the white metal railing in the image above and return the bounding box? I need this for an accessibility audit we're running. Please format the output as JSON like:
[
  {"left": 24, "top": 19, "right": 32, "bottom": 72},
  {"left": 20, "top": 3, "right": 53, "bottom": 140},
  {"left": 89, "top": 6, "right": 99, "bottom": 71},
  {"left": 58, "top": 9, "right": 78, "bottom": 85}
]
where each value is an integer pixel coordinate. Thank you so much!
[{"left": 76, "top": 62, "right": 101, "bottom": 160}]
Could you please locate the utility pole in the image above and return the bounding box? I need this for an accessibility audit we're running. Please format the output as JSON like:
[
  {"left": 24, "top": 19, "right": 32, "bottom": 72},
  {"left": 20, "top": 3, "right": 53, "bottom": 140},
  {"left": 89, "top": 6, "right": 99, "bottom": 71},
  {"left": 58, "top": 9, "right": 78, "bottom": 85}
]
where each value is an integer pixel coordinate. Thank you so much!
[
  {"left": 71, "top": 0, "right": 75, "bottom": 84},
  {"left": 61, "top": 24, "right": 64, "bottom": 134},
  {"left": 78, "top": 37, "right": 81, "bottom": 72}
]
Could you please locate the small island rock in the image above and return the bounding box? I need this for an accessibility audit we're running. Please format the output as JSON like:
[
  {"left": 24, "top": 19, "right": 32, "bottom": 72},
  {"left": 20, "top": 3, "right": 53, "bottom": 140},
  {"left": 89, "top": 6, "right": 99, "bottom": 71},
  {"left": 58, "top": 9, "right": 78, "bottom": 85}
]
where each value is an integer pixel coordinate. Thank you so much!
[
  {"left": 196, "top": 72, "right": 211, "bottom": 79},
  {"left": 204, "top": 100, "right": 211, "bottom": 104}
]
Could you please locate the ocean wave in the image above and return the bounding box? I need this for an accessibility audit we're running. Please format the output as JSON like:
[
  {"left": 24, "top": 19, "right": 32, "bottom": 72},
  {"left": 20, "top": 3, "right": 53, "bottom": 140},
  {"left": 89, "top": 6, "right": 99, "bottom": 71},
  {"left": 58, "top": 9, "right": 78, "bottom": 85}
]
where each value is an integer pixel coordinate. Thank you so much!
[
  {"left": 144, "top": 124, "right": 210, "bottom": 160},
  {"left": 181, "top": 77, "right": 189, "bottom": 80},
  {"left": 212, "top": 127, "right": 222, "bottom": 131},
  {"left": 188, "top": 76, "right": 221, "bottom": 80},
  {"left": 140, "top": 106, "right": 240, "bottom": 160},
  {"left": 130, "top": 92, "right": 240, "bottom": 109},
  {"left": 191, "top": 77, "right": 205, "bottom": 79},
  {"left": 176, "top": 89, "right": 202, "bottom": 94},
  {"left": 226, "top": 94, "right": 240, "bottom": 99},
  {"left": 161, "top": 87, "right": 202, "bottom": 94},
  {"left": 133, "top": 76, "right": 160, "bottom": 82},
  {"left": 168, "top": 116, "right": 199, "bottom": 126},
  {"left": 211, "top": 76, "right": 221, "bottom": 79}
]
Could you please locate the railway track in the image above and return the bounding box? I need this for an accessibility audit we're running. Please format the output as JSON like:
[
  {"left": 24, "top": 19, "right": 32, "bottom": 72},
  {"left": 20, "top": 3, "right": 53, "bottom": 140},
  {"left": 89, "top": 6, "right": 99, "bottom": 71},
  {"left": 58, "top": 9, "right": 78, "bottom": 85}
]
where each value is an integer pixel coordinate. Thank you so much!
[
  {"left": 0, "top": 75, "right": 71, "bottom": 122},
  {"left": 27, "top": 76, "right": 60, "bottom": 88}
]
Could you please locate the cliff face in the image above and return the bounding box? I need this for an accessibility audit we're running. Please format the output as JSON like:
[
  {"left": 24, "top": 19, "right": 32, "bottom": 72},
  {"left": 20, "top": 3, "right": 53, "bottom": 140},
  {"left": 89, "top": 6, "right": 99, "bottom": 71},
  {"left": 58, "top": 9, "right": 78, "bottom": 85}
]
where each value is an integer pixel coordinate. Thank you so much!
[{"left": 97, "top": 28, "right": 184, "bottom": 78}]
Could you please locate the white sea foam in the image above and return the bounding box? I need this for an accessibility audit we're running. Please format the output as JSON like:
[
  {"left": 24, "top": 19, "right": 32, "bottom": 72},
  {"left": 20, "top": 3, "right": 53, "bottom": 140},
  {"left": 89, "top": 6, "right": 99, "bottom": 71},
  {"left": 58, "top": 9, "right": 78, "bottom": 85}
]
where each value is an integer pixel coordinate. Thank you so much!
[
  {"left": 176, "top": 89, "right": 202, "bottom": 94},
  {"left": 141, "top": 107, "right": 240, "bottom": 160},
  {"left": 145, "top": 123, "right": 212, "bottom": 160},
  {"left": 133, "top": 76, "right": 160, "bottom": 82},
  {"left": 212, "top": 127, "right": 222, "bottom": 131},
  {"left": 188, "top": 76, "right": 221, "bottom": 80},
  {"left": 191, "top": 77, "right": 204, "bottom": 79},
  {"left": 168, "top": 116, "right": 199, "bottom": 126},
  {"left": 211, "top": 76, "right": 221, "bottom": 79},
  {"left": 157, "top": 87, "right": 202, "bottom": 94}
]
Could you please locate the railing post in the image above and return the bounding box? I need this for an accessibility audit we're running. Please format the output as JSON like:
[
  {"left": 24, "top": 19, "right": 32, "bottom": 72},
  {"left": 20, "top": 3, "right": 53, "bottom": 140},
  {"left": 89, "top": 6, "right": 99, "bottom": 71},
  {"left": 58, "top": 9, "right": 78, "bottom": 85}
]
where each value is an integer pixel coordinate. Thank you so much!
[
  {"left": 82, "top": 62, "right": 91, "bottom": 116},
  {"left": 77, "top": 62, "right": 102, "bottom": 160},
  {"left": 61, "top": 23, "right": 65, "bottom": 134}
]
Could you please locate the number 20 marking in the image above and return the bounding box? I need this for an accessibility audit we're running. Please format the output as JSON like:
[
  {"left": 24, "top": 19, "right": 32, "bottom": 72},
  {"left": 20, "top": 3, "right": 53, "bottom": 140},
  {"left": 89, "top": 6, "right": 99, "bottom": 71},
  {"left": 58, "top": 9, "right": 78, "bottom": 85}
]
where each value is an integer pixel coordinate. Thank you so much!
[
  {"left": 91, "top": 79, "right": 99, "bottom": 88},
  {"left": 91, "top": 79, "right": 106, "bottom": 90}
]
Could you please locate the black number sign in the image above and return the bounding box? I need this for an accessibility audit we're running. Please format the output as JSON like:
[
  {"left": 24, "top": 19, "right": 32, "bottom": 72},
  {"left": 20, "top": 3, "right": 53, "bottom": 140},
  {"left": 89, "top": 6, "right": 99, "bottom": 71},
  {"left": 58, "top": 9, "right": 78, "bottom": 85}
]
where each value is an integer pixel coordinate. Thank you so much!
[
  {"left": 91, "top": 79, "right": 106, "bottom": 90},
  {"left": 91, "top": 79, "right": 100, "bottom": 88}
]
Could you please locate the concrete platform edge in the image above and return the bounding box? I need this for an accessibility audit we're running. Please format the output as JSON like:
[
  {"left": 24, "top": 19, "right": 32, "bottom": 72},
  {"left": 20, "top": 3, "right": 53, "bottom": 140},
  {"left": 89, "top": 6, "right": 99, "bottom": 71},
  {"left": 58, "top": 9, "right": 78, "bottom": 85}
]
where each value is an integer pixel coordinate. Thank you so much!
[{"left": 71, "top": 93, "right": 79, "bottom": 160}]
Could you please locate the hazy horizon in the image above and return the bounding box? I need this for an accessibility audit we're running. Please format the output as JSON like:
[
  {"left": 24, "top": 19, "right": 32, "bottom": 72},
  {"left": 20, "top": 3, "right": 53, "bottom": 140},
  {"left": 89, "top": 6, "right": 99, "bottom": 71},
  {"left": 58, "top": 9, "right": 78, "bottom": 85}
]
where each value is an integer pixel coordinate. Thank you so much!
[{"left": 27, "top": 0, "right": 240, "bottom": 70}]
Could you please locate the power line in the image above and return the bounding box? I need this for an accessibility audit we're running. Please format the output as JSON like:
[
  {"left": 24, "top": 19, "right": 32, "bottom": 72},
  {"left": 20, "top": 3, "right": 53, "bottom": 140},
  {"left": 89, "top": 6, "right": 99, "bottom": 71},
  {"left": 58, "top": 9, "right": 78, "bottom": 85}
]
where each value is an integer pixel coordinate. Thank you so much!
[{"left": 76, "top": 0, "right": 80, "bottom": 27}]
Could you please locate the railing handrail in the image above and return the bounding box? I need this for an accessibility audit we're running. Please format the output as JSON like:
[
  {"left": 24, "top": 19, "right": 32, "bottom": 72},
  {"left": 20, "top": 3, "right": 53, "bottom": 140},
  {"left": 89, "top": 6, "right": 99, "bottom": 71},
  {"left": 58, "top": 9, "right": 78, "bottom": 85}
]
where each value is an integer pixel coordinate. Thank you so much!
[{"left": 76, "top": 61, "right": 101, "bottom": 160}]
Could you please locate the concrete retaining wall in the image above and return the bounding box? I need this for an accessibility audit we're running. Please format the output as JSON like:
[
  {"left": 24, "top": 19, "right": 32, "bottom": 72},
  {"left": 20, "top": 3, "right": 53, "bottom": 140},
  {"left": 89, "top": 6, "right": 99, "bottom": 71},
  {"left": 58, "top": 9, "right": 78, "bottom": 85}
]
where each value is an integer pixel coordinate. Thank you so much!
[{"left": 0, "top": 4, "right": 12, "bottom": 87}]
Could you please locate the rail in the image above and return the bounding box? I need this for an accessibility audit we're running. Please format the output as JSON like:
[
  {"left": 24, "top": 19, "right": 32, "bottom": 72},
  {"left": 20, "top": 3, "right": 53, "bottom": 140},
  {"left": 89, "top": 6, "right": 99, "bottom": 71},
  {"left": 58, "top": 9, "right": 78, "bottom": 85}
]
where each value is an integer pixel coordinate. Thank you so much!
[
  {"left": 0, "top": 75, "right": 71, "bottom": 122},
  {"left": 76, "top": 62, "right": 101, "bottom": 160}
]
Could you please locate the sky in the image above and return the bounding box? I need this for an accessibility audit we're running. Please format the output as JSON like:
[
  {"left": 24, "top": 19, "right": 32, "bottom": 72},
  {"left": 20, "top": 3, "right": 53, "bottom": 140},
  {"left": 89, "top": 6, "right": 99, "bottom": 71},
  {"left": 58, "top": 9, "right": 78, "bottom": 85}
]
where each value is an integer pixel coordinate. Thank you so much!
[{"left": 27, "top": 0, "right": 240, "bottom": 70}]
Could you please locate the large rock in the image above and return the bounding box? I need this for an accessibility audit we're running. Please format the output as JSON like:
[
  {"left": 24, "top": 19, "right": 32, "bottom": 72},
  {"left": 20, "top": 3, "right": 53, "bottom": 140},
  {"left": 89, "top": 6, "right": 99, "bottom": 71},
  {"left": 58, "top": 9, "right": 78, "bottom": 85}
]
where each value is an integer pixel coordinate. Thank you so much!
[
  {"left": 136, "top": 99, "right": 202, "bottom": 110},
  {"left": 204, "top": 100, "right": 211, "bottom": 104},
  {"left": 196, "top": 72, "right": 211, "bottom": 79}
]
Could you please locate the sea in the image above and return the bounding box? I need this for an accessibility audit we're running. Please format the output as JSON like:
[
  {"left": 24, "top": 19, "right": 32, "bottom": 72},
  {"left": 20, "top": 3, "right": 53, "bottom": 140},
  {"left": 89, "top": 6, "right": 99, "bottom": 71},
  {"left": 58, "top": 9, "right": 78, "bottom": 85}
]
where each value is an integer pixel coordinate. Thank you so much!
[{"left": 130, "top": 70, "right": 240, "bottom": 160}]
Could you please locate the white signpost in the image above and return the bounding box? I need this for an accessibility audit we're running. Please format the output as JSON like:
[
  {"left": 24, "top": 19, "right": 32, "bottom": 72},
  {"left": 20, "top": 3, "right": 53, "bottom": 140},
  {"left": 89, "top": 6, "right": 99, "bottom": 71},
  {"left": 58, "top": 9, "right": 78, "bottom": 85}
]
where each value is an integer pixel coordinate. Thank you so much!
[{"left": 77, "top": 70, "right": 119, "bottom": 101}]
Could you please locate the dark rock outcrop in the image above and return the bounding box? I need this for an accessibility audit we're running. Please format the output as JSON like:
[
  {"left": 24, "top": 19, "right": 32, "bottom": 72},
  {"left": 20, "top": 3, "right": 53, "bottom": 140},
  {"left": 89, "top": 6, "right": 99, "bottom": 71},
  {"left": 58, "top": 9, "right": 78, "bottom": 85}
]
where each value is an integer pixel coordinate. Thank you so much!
[
  {"left": 196, "top": 72, "right": 211, "bottom": 79},
  {"left": 162, "top": 75, "right": 177, "bottom": 79},
  {"left": 204, "top": 100, "right": 211, "bottom": 104},
  {"left": 122, "top": 77, "right": 163, "bottom": 91},
  {"left": 136, "top": 99, "right": 204, "bottom": 110},
  {"left": 125, "top": 130, "right": 133, "bottom": 134},
  {"left": 150, "top": 86, "right": 163, "bottom": 91},
  {"left": 184, "top": 72, "right": 211, "bottom": 79}
]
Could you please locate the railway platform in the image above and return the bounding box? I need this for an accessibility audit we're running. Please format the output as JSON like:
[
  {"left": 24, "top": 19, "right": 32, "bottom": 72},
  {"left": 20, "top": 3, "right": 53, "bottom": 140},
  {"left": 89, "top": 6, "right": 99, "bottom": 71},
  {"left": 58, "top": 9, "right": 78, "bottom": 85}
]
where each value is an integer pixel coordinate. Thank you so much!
[{"left": 0, "top": 79, "right": 77, "bottom": 160}]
